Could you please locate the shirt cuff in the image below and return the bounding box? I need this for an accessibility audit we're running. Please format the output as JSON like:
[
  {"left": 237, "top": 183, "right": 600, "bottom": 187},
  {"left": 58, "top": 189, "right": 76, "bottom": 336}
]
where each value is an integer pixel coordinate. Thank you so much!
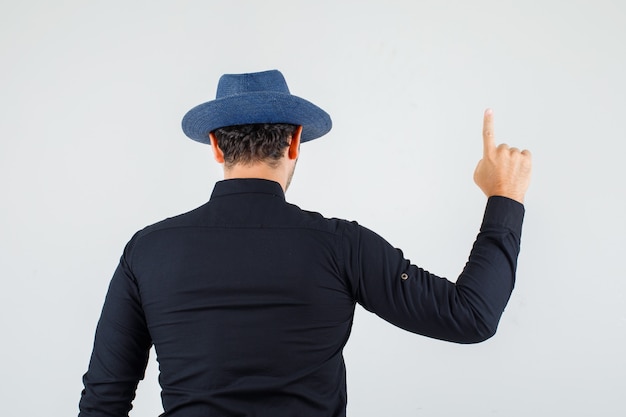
[{"left": 482, "top": 196, "right": 525, "bottom": 238}]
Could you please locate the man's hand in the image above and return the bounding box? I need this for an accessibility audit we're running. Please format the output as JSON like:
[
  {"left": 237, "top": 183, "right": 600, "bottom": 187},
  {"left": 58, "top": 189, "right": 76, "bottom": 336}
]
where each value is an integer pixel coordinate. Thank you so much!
[{"left": 473, "top": 109, "right": 532, "bottom": 204}]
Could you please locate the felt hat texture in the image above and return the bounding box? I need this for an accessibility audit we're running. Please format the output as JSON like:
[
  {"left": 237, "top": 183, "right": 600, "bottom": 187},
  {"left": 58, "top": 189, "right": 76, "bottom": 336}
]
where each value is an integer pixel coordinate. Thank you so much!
[{"left": 182, "top": 70, "right": 332, "bottom": 143}]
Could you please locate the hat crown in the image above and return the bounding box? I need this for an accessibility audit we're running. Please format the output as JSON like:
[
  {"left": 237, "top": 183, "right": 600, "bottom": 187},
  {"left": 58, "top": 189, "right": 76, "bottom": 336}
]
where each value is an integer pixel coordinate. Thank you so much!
[{"left": 216, "top": 70, "right": 291, "bottom": 99}]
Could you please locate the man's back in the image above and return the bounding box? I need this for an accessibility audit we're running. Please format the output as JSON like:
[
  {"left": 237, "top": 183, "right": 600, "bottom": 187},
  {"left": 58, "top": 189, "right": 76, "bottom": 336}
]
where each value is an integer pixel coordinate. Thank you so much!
[{"left": 82, "top": 179, "right": 354, "bottom": 416}]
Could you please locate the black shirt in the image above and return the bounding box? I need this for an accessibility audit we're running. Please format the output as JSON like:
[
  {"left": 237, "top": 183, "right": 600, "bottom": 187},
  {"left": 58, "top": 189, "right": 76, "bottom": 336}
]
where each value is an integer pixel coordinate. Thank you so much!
[{"left": 79, "top": 178, "right": 524, "bottom": 416}]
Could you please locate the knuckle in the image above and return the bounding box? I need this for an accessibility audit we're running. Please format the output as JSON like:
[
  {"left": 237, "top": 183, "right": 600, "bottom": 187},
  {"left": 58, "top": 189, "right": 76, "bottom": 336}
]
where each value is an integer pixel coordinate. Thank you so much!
[{"left": 496, "top": 143, "right": 509, "bottom": 153}]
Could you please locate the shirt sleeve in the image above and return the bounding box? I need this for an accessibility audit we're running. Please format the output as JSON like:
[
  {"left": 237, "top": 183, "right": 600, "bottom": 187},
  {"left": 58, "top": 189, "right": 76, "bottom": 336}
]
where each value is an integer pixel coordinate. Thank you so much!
[
  {"left": 343, "top": 196, "right": 524, "bottom": 343},
  {"left": 79, "top": 238, "right": 152, "bottom": 417}
]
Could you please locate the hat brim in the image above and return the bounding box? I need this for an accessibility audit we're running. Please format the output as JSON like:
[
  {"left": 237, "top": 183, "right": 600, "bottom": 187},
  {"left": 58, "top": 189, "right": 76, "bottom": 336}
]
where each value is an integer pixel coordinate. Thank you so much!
[{"left": 182, "top": 92, "right": 332, "bottom": 144}]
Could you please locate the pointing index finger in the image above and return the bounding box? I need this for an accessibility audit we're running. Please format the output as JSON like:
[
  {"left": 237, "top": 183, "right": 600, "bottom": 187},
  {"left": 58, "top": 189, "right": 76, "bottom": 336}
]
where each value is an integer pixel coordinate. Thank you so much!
[{"left": 483, "top": 108, "right": 495, "bottom": 157}]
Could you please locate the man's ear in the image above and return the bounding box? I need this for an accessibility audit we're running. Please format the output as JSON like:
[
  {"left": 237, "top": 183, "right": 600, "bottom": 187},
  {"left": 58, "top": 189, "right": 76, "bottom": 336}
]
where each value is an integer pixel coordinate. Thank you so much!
[
  {"left": 288, "top": 126, "right": 302, "bottom": 160},
  {"left": 209, "top": 133, "right": 225, "bottom": 163}
]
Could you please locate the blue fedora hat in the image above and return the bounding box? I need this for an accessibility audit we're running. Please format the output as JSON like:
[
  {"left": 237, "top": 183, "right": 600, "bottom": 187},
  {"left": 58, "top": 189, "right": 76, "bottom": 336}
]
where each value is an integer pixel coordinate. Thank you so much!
[{"left": 182, "top": 70, "right": 332, "bottom": 144}]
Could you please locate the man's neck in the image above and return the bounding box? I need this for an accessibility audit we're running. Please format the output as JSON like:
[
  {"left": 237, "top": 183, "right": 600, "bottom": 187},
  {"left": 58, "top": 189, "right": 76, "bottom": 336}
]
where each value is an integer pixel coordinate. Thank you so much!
[{"left": 223, "top": 163, "right": 289, "bottom": 192}]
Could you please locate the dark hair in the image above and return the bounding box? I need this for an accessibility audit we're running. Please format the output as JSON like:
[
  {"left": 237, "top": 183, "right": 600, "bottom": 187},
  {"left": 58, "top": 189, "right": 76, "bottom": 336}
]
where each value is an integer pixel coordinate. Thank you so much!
[{"left": 212, "top": 124, "right": 298, "bottom": 168}]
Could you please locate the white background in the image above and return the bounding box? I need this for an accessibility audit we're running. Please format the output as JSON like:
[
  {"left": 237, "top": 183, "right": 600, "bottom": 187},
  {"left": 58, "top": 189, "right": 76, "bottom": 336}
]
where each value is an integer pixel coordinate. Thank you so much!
[{"left": 1, "top": 1, "right": 625, "bottom": 415}]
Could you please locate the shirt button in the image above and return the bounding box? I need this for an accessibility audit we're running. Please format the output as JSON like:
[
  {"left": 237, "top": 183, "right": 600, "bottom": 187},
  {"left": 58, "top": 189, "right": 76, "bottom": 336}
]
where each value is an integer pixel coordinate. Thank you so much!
[{"left": 401, "top": 273, "right": 409, "bottom": 280}]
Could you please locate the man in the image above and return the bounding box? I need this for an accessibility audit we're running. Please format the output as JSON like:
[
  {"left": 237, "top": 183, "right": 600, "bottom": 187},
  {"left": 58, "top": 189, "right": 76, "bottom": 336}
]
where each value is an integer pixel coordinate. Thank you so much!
[{"left": 79, "top": 70, "right": 531, "bottom": 416}]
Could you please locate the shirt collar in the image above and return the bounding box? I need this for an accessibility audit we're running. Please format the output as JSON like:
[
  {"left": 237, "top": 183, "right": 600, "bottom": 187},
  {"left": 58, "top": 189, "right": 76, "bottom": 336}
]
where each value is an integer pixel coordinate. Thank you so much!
[{"left": 210, "top": 178, "right": 286, "bottom": 201}]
